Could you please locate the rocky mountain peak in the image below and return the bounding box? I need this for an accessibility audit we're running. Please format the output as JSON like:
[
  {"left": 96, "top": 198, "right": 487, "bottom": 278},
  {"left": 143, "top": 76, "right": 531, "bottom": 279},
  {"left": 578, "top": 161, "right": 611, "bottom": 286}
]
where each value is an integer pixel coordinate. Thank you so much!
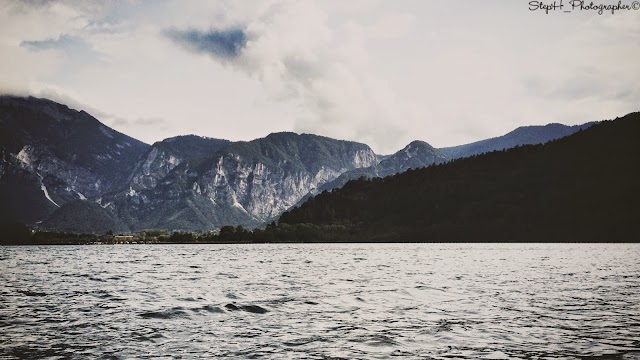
[{"left": 0, "top": 96, "right": 149, "bottom": 225}]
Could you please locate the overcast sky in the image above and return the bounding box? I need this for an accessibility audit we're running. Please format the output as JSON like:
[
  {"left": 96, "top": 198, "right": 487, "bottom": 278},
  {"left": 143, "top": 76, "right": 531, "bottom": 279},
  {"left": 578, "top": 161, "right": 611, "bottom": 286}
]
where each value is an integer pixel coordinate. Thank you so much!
[{"left": 1, "top": 0, "right": 638, "bottom": 153}]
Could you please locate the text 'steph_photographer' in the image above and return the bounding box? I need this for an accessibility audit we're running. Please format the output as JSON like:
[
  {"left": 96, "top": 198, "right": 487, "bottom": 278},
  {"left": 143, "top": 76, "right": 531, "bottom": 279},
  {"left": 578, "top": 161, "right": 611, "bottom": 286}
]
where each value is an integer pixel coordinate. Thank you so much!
[{"left": 529, "top": 0, "right": 640, "bottom": 14}]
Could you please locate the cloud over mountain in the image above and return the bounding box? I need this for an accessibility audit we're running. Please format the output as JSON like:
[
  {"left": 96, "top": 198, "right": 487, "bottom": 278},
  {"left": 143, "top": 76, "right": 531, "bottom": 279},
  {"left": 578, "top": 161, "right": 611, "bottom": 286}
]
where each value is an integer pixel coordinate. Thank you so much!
[
  {"left": 20, "top": 34, "right": 87, "bottom": 52},
  {"left": 1, "top": 0, "right": 638, "bottom": 152},
  {"left": 164, "top": 1, "right": 410, "bottom": 153}
]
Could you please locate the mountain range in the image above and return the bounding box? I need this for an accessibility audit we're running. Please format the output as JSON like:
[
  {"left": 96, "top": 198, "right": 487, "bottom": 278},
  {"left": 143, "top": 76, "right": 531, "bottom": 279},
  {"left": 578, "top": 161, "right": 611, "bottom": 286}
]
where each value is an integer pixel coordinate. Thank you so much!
[{"left": 0, "top": 95, "right": 596, "bottom": 233}]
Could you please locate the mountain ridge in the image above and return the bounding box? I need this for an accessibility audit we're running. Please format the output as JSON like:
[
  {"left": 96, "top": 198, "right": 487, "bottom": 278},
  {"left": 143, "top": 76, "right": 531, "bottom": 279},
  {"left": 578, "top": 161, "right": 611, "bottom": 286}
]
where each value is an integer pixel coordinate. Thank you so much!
[
  {"left": 439, "top": 122, "right": 595, "bottom": 160},
  {"left": 0, "top": 95, "right": 603, "bottom": 233},
  {"left": 98, "top": 131, "right": 378, "bottom": 231}
]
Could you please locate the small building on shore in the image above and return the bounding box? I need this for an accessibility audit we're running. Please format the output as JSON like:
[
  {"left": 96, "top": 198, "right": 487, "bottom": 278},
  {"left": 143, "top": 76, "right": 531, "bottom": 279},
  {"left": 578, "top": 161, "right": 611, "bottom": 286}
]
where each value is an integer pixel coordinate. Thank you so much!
[{"left": 114, "top": 235, "right": 134, "bottom": 243}]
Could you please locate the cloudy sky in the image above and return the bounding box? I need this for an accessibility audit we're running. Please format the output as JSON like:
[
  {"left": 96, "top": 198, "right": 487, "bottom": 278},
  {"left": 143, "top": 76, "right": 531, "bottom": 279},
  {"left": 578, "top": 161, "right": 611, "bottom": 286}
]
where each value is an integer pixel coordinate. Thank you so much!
[{"left": 1, "top": 0, "right": 638, "bottom": 153}]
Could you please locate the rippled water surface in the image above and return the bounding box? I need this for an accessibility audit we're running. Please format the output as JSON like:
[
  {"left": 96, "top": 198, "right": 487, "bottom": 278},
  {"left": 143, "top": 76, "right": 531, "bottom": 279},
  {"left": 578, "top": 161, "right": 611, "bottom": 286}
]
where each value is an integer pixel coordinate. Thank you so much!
[{"left": 1, "top": 243, "right": 640, "bottom": 359}]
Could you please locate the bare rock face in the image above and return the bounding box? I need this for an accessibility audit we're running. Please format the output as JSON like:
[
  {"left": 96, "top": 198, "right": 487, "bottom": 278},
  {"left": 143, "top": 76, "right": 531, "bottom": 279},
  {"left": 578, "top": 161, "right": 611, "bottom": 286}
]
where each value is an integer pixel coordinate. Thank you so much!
[
  {"left": 15, "top": 144, "right": 108, "bottom": 200},
  {"left": 314, "top": 140, "right": 448, "bottom": 195},
  {"left": 105, "top": 132, "right": 377, "bottom": 231},
  {"left": 127, "top": 135, "right": 231, "bottom": 192}
]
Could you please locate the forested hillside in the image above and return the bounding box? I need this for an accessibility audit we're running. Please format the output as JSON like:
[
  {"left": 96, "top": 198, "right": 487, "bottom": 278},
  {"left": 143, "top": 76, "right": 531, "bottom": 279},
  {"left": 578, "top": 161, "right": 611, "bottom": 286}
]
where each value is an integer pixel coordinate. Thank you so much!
[{"left": 279, "top": 113, "right": 640, "bottom": 242}]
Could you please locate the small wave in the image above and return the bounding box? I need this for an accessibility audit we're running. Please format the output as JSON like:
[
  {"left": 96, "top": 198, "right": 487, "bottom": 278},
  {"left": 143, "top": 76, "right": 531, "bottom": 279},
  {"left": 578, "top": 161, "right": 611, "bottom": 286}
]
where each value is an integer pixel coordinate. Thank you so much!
[
  {"left": 17, "top": 289, "right": 47, "bottom": 297},
  {"left": 390, "top": 349, "right": 414, "bottom": 357},
  {"left": 217, "top": 272, "right": 238, "bottom": 279},
  {"left": 242, "top": 305, "right": 269, "bottom": 314},
  {"left": 224, "top": 303, "right": 269, "bottom": 314},
  {"left": 139, "top": 307, "right": 190, "bottom": 319},
  {"left": 283, "top": 336, "right": 324, "bottom": 347},
  {"left": 349, "top": 334, "right": 400, "bottom": 347},
  {"left": 200, "top": 305, "right": 224, "bottom": 313},
  {"left": 268, "top": 296, "right": 296, "bottom": 304},
  {"left": 233, "top": 330, "right": 263, "bottom": 338},
  {"left": 23, "top": 261, "right": 50, "bottom": 265},
  {"left": 432, "top": 319, "right": 471, "bottom": 333},
  {"left": 224, "top": 303, "right": 239, "bottom": 311},
  {"left": 415, "top": 285, "right": 448, "bottom": 292},
  {"left": 133, "top": 331, "right": 166, "bottom": 343},
  {"left": 92, "top": 290, "right": 121, "bottom": 300},
  {"left": 178, "top": 296, "right": 202, "bottom": 302}
]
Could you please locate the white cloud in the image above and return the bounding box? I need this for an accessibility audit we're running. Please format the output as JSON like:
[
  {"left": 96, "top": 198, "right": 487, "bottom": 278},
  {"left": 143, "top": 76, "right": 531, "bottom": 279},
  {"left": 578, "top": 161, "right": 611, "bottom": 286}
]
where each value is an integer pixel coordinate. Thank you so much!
[
  {"left": 0, "top": 0, "right": 638, "bottom": 152},
  {"left": 167, "top": 0, "right": 415, "bottom": 152},
  {"left": 366, "top": 13, "right": 416, "bottom": 40}
]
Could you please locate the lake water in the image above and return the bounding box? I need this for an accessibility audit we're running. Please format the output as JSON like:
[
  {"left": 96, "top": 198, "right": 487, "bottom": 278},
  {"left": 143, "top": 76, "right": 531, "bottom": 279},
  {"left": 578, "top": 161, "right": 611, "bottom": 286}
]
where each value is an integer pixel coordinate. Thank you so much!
[{"left": 1, "top": 243, "right": 639, "bottom": 359}]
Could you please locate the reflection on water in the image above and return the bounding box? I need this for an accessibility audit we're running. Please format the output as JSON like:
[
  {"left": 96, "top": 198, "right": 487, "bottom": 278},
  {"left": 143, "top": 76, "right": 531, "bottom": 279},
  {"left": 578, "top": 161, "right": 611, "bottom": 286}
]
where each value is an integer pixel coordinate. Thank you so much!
[{"left": 1, "top": 243, "right": 639, "bottom": 359}]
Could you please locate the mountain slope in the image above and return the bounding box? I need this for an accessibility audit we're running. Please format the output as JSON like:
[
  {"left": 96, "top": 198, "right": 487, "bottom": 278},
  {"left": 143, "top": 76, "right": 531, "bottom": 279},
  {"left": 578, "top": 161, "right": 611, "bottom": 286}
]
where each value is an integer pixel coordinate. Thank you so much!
[
  {"left": 309, "top": 123, "right": 592, "bottom": 197},
  {"left": 126, "top": 135, "right": 231, "bottom": 192},
  {"left": 40, "top": 200, "right": 129, "bottom": 234},
  {"left": 0, "top": 156, "right": 56, "bottom": 224},
  {"left": 317, "top": 140, "right": 448, "bottom": 194},
  {"left": 439, "top": 122, "right": 594, "bottom": 160},
  {"left": 101, "top": 132, "right": 377, "bottom": 231},
  {"left": 0, "top": 96, "right": 149, "bottom": 224},
  {"left": 280, "top": 113, "right": 639, "bottom": 242}
]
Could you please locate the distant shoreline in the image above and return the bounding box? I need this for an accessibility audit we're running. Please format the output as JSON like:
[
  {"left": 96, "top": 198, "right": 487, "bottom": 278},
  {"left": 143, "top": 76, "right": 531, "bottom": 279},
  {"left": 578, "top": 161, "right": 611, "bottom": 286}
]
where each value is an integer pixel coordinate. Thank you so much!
[
  {"left": 3, "top": 221, "right": 639, "bottom": 246},
  {"left": 2, "top": 222, "right": 638, "bottom": 246}
]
